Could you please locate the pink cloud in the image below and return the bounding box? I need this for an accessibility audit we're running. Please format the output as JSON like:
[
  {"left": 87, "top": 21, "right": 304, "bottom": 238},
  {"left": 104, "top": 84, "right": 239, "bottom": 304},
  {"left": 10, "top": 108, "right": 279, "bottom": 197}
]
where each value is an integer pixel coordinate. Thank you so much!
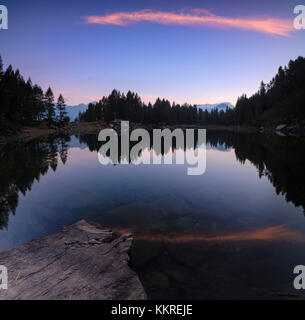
[{"left": 83, "top": 9, "right": 293, "bottom": 36}]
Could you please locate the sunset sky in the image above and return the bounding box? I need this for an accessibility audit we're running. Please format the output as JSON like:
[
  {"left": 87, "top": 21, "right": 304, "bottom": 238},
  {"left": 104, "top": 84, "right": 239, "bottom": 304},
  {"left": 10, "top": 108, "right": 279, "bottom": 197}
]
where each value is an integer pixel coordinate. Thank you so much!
[{"left": 1, "top": 0, "right": 305, "bottom": 105}]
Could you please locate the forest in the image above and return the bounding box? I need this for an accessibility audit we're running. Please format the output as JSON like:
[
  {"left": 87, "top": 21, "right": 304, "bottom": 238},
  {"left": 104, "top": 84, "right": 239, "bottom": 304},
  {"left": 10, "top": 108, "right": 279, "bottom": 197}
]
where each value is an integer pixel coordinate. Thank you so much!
[
  {"left": 77, "top": 56, "right": 305, "bottom": 127},
  {"left": 1, "top": 54, "right": 305, "bottom": 130},
  {"left": 0, "top": 55, "right": 68, "bottom": 133}
]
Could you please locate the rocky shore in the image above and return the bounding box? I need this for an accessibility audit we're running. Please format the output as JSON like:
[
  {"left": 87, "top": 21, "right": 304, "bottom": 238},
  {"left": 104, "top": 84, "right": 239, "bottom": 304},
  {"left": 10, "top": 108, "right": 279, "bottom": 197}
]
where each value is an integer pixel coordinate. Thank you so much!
[
  {"left": 20, "top": 121, "right": 104, "bottom": 141},
  {"left": 0, "top": 220, "right": 146, "bottom": 300}
]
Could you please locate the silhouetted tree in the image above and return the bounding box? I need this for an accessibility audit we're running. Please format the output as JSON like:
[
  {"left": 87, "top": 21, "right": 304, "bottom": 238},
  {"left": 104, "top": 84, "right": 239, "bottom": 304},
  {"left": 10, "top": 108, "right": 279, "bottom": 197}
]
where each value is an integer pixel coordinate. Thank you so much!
[
  {"left": 44, "top": 87, "right": 55, "bottom": 122},
  {"left": 1, "top": 54, "right": 305, "bottom": 128},
  {"left": 57, "top": 94, "right": 67, "bottom": 123},
  {"left": 0, "top": 55, "right": 58, "bottom": 129}
]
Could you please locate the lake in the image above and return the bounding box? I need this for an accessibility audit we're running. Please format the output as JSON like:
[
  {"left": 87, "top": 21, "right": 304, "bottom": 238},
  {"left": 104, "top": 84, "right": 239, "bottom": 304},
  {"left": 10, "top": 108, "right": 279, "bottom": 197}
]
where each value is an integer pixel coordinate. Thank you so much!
[{"left": 1, "top": 130, "right": 305, "bottom": 299}]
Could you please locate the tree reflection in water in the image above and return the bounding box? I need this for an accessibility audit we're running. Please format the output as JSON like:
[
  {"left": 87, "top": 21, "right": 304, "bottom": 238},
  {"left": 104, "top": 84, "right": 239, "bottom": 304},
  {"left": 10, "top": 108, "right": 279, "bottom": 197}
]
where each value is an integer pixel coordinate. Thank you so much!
[{"left": 0, "top": 131, "right": 305, "bottom": 230}]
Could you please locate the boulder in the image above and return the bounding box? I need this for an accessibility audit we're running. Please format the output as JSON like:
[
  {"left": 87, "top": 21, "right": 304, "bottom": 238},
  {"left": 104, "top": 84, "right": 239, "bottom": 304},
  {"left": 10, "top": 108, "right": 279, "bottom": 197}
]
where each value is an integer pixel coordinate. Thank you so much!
[{"left": 0, "top": 220, "right": 145, "bottom": 300}]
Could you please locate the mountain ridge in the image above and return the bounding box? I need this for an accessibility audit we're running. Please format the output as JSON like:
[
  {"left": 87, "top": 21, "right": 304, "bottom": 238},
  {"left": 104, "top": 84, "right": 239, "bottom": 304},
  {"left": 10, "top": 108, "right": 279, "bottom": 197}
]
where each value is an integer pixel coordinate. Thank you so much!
[{"left": 196, "top": 102, "right": 234, "bottom": 112}]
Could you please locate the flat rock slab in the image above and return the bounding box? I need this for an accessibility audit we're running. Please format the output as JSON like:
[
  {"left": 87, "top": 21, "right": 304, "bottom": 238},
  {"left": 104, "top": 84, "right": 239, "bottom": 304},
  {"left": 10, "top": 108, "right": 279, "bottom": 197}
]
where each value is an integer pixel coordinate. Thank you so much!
[{"left": 0, "top": 220, "right": 146, "bottom": 300}]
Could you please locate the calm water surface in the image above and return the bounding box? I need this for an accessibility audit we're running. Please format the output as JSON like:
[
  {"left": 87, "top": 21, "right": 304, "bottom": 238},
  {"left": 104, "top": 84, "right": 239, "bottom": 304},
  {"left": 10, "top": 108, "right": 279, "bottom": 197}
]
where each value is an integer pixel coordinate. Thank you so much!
[{"left": 1, "top": 131, "right": 305, "bottom": 299}]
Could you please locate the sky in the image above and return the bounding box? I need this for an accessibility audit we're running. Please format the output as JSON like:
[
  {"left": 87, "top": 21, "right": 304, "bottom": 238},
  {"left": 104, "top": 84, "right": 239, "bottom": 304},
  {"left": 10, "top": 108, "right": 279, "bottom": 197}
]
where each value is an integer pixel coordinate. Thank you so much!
[{"left": 1, "top": 0, "right": 305, "bottom": 106}]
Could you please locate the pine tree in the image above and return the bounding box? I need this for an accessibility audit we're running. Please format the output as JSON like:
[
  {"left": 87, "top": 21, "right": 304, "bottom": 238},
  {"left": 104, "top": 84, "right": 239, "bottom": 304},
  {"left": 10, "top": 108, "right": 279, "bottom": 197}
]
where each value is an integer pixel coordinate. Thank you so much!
[
  {"left": 0, "top": 55, "right": 3, "bottom": 77},
  {"left": 57, "top": 94, "right": 67, "bottom": 123},
  {"left": 32, "top": 85, "right": 45, "bottom": 120},
  {"left": 0, "top": 55, "right": 3, "bottom": 120},
  {"left": 44, "top": 87, "right": 55, "bottom": 122}
]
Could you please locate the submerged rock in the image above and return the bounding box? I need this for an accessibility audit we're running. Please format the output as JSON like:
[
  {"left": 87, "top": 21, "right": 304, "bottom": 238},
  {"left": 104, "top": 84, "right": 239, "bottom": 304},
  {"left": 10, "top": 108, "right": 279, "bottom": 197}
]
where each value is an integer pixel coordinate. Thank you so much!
[{"left": 0, "top": 220, "right": 145, "bottom": 300}]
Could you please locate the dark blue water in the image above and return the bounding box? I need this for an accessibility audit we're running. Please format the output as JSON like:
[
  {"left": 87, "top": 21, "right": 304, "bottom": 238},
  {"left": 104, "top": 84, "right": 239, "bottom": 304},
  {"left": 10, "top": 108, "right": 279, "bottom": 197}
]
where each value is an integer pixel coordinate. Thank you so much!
[{"left": 1, "top": 131, "right": 305, "bottom": 299}]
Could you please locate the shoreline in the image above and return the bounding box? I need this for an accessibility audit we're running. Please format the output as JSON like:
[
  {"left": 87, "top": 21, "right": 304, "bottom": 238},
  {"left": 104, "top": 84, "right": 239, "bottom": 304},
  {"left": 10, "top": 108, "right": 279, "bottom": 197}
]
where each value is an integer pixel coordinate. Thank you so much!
[{"left": 1, "top": 121, "right": 304, "bottom": 145}]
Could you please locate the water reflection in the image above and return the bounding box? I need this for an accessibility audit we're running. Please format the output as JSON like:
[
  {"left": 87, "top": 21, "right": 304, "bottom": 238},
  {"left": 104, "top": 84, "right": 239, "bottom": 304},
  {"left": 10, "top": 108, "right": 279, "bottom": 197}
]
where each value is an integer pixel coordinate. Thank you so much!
[
  {"left": 82, "top": 130, "right": 305, "bottom": 216},
  {"left": 1, "top": 131, "right": 304, "bottom": 231},
  {"left": 1, "top": 131, "right": 305, "bottom": 299},
  {"left": 0, "top": 135, "right": 70, "bottom": 229}
]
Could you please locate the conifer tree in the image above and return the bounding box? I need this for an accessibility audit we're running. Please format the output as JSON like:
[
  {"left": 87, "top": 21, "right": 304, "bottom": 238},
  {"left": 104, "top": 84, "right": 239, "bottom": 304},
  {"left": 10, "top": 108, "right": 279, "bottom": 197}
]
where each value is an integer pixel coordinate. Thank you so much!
[
  {"left": 44, "top": 87, "right": 55, "bottom": 122},
  {"left": 57, "top": 94, "right": 67, "bottom": 123},
  {"left": 0, "top": 55, "right": 3, "bottom": 77}
]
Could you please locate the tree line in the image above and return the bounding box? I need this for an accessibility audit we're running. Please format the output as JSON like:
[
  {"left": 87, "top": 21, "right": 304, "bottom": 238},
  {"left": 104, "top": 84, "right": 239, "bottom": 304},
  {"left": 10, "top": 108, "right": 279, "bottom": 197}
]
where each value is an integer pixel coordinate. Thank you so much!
[
  {"left": 77, "top": 90, "right": 200, "bottom": 125},
  {"left": 233, "top": 56, "right": 305, "bottom": 126},
  {"left": 0, "top": 55, "right": 68, "bottom": 131},
  {"left": 1, "top": 53, "right": 304, "bottom": 128},
  {"left": 76, "top": 88, "right": 234, "bottom": 125},
  {"left": 78, "top": 56, "right": 305, "bottom": 126}
]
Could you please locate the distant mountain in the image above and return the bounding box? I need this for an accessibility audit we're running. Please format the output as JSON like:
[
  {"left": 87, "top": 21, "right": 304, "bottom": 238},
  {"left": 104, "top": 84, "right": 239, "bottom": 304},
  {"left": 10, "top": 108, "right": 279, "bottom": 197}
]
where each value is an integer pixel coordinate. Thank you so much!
[
  {"left": 54, "top": 103, "right": 89, "bottom": 121},
  {"left": 67, "top": 135, "right": 87, "bottom": 149},
  {"left": 64, "top": 101, "right": 234, "bottom": 121},
  {"left": 60, "top": 102, "right": 96, "bottom": 121},
  {"left": 206, "top": 142, "right": 232, "bottom": 152},
  {"left": 196, "top": 102, "right": 234, "bottom": 112},
  {"left": 64, "top": 103, "right": 88, "bottom": 121}
]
